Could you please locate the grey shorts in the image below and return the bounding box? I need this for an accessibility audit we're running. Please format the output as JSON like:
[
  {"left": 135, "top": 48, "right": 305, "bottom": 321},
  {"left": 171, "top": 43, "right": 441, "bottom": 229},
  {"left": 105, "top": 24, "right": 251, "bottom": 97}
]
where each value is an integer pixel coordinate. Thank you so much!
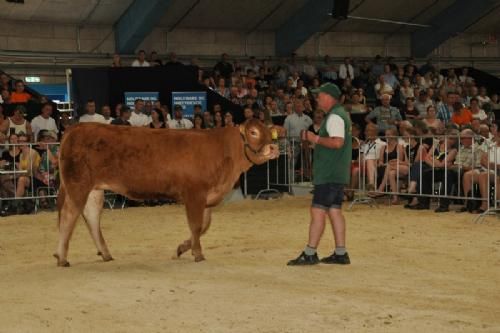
[{"left": 312, "top": 183, "right": 344, "bottom": 210}]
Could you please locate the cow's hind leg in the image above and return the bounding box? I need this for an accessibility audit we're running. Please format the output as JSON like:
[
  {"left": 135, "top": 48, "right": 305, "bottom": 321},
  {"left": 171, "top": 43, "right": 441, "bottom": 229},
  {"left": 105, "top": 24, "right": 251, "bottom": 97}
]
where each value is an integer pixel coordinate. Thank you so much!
[
  {"left": 82, "top": 190, "right": 113, "bottom": 262},
  {"left": 175, "top": 208, "right": 212, "bottom": 258},
  {"left": 54, "top": 187, "right": 82, "bottom": 267}
]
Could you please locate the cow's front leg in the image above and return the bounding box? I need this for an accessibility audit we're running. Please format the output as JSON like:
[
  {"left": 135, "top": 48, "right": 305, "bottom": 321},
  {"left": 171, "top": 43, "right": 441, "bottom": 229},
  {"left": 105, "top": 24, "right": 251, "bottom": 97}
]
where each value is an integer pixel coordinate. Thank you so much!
[
  {"left": 184, "top": 197, "right": 208, "bottom": 262},
  {"left": 175, "top": 207, "right": 212, "bottom": 259}
]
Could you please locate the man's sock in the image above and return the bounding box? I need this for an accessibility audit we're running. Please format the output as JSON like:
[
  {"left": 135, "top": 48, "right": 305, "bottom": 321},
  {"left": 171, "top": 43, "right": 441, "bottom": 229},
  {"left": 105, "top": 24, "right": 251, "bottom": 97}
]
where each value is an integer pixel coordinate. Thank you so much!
[
  {"left": 335, "top": 246, "right": 346, "bottom": 255},
  {"left": 304, "top": 245, "right": 317, "bottom": 256}
]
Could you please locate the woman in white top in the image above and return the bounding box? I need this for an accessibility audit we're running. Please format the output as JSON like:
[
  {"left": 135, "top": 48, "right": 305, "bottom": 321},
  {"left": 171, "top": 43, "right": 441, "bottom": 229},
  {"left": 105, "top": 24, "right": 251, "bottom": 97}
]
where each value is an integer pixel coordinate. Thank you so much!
[
  {"left": 0, "top": 106, "right": 32, "bottom": 139},
  {"left": 469, "top": 98, "right": 488, "bottom": 122}
]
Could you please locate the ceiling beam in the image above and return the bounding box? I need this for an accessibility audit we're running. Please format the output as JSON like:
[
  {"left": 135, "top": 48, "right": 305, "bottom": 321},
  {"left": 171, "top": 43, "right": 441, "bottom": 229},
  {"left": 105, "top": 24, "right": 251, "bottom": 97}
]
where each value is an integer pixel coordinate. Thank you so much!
[
  {"left": 411, "top": 0, "right": 500, "bottom": 57},
  {"left": 275, "top": 0, "right": 333, "bottom": 56},
  {"left": 114, "top": 0, "right": 173, "bottom": 54}
]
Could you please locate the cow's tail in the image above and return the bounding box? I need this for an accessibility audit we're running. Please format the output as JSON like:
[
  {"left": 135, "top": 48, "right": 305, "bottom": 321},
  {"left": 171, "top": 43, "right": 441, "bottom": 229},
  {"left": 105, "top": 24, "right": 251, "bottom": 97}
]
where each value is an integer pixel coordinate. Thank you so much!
[{"left": 56, "top": 183, "right": 66, "bottom": 229}]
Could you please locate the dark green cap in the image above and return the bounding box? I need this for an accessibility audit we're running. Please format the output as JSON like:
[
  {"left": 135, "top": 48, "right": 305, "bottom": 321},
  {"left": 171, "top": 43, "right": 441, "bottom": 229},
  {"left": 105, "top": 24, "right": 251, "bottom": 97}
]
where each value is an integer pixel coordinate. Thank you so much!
[{"left": 311, "top": 82, "right": 341, "bottom": 99}]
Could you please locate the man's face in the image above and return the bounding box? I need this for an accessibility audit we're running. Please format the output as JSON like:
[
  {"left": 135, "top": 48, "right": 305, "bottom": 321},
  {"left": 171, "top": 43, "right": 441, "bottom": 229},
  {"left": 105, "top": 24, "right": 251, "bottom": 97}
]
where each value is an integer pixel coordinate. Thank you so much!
[
  {"left": 0, "top": 74, "right": 8, "bottom": 84},
  {"left": 135, "top": 101, "right": 144, "bottom": 112},
  {"left": 316, "top": 93, "right": 334, "bottom": 111},
  {"left": 447, "top": 94, "right": 455, "bottom": 104},
  {"left": 294, "top": 100, "right": 305, "bottom": 114},
  {"left": 381, "top": 96, "right": 391, "bottom": 107},
  {"left": 42, "top": 105, "right": 52, "bottom": 117},
  {"left": 138, "top": 51, "right": 146, "bottom": 61},
  {"left": 244, "top": 108, "right": 254, "bottom": 119},
  {"left": 470, "top": 100, "right": 479, "bottom": 109},
  {"left": 460, "top": 136, "right": 473, "bottom": 147},
  {"left": 203, "top": 111, "right": 212, "bottom": 123},
  {"left": 86, "top": 102, "right": 96, "bottom": 115},
  {"left": 15, "top": 81, "right": 24, "bottom": 93},
  {"left": 122, "top": 111, "right": 131, "bottom": 121},
  {"left": 102, "top": 106, "right": 111, "bottom": 117},
  {"left": 174, "top": 109, "right": 183, "bottom": 119}
]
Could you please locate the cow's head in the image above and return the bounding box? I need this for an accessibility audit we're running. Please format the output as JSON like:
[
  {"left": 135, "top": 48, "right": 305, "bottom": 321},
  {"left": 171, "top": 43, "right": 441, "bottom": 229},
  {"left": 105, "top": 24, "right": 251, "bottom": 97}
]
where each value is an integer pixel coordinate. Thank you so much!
[{"left": 239, "top": 119, "right": 279, "bottom": 164}]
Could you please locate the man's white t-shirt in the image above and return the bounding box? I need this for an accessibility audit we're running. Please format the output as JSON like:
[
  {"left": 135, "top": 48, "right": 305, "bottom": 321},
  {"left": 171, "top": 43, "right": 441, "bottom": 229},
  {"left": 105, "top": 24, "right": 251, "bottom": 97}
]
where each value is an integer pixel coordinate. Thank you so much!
[
  {"left": 168, "top": 118, "right": 193, "bottom": 129},
  {"left": 129, "top": 112, "right": 149, "bottom": 127},
  {"left": 79, "top": 113, "right": 107, "bottom": 124},
  {"left": 131, "top": 60, "right": 150, "bottom": 67},
  {"left": 31, "top": 115, "right": 58, "bottom": 141}
]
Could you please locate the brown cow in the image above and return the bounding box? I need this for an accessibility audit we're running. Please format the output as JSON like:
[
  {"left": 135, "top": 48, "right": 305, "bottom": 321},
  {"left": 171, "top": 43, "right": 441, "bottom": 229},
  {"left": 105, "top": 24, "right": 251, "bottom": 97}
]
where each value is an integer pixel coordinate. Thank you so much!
[{"left": 54, "top": 119, "right": 278, "bottom": 266}]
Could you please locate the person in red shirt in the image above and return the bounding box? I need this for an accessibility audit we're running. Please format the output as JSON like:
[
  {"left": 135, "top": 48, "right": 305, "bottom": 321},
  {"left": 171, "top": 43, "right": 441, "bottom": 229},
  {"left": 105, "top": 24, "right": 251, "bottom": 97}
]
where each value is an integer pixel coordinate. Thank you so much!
[
  {"left": 451, "top": 102, "right": 472, "bottom": 127},
  {"left": 10, "top": 80, "right": 31, "bottom": 103}
]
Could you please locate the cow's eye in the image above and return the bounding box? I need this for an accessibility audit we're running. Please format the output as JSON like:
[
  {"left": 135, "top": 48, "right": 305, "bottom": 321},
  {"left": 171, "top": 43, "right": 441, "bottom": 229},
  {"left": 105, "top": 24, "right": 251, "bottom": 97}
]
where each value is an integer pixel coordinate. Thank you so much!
[{"left": 250, "top": 130, "right": 258, "bottom": 137}]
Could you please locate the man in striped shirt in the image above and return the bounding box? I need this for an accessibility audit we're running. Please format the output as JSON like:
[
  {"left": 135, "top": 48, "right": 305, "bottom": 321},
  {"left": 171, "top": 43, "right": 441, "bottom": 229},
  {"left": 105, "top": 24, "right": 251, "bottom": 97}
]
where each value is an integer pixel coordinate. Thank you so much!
[{"left": 437, "top": 92, "right": 457, "bottom": 125}]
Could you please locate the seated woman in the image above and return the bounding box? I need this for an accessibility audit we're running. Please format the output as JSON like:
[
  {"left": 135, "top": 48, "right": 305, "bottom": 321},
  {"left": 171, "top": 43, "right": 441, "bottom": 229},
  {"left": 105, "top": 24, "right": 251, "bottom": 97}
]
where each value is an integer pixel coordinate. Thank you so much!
[
  {"left": 423, "top": 105, "right": 443, "bottom": 132},
  {"left": 12, "top": 133, "right": 40, "bottom": 214},
  {"left": 401, "top": 97, "right": 419, "bottom": 121},
  {"left": 214, "top": 111, "right": 224, "bottom": 128},
  {"left": 193, "top": 114, "right": 205, "bottom": 129},
  {"left": 371, "top": 128, "right": 407, "bottom": 204},
  {"left": 223, "top": 112, "right": 235, "bottom": 127},
  {"left": 0, "top": 133, "right": 26, "bottom": 215},
  {"left": 346, "top": 92, "right": 368, "bottom": 114},
  {"left": 473, "top": 131, "right": 500, "bottom": 213},
  {"left": 0, "top": 105, "right": 33, "bottom": 139},
  {"left": 360, "top": 124, "right": 386, "bottom": 192},
  {"left": 33, "top": 130, "right": 59, "bottom": 209},
  {"left": 148, "top": 108, "right": 166, "bottom": 129}
]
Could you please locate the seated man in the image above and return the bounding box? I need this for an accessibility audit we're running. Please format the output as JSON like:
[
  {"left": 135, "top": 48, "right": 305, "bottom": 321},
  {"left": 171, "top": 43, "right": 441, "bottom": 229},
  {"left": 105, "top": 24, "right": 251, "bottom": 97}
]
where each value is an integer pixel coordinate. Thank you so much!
[
  {"left": 31, "top": 103, "right": 59, "bottom": 142},
  {"left": 365, "top": 94, "right": 402, "bottom": 135},
  {"left": 79, "top": 100, "right": 107, "bottom": 124},
  {"left": 110, "top": 106, "right": 132, "bottom": 126},
  {"left": 168, "top": 105, "right": 193, "bottom": 129},
  {"left": 360, "top": 124, "right": 386, "bottom": 191}
]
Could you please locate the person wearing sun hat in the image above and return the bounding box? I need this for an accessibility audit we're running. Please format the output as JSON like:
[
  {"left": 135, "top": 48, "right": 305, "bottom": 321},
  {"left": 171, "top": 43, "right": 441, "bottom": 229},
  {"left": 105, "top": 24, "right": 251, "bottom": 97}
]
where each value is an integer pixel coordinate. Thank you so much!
[{"left": 288, "top": 82, "right": 352, "bottom": 266}]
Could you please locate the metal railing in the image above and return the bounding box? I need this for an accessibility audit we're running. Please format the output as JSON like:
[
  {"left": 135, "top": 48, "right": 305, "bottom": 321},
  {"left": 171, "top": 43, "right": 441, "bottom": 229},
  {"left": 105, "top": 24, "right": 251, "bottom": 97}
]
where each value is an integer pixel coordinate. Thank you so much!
[{"left": 261, "top": 134, "right": 499, "bottom": 223}]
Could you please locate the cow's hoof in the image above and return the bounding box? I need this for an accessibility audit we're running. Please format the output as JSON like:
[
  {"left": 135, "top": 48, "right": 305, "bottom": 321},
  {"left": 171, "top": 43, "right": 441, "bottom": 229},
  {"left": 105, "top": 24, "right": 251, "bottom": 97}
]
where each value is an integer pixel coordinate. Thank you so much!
[
  {"left": 53, "top": 253, "right": 70, "bottom": 267},
  {"left": 102, "top": 255, "right": 114, "bottom": 262},
  {"left": 194, "top": 255, "right": 205, "bottom": 262},
  {"left": 176, "top": 245, "right": 185, "bottom": 258},
  {"left": 97, "top": 251, "right": 102, "bottom": 256}
]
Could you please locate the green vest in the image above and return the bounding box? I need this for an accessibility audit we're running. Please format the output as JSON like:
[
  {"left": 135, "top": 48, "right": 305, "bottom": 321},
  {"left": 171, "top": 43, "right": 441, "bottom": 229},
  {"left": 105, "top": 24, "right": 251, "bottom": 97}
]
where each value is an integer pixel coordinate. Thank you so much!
[{"left": 313, "top": 104, "right": 352, "bottom": 185}]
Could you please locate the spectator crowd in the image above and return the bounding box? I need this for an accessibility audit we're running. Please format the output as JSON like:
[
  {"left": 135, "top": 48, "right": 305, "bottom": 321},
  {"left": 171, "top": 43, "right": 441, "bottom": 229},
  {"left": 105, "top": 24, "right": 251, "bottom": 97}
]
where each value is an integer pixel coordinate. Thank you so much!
[{"left": 1, "top": 50, "right": 499, "bottom": 216}]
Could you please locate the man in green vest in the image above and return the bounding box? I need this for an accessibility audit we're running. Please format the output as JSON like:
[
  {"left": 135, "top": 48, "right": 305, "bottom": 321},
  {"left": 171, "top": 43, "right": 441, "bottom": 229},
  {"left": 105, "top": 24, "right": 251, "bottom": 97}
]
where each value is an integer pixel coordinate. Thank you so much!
[{"left": 288, "top": 82, "right": 352, "bottom": 266}]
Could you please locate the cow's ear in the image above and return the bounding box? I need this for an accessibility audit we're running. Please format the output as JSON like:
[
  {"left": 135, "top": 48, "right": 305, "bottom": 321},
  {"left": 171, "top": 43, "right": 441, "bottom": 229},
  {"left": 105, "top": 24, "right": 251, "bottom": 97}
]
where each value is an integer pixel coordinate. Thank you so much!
[{"left": 239, "top": 124, "right": 246, "bottom": 136}]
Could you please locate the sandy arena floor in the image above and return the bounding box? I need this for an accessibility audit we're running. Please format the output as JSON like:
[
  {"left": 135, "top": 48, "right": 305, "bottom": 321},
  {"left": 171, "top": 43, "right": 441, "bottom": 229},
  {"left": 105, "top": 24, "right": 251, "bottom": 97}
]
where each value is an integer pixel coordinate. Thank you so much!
[{"left": 0, "top": 196, "right": 499, "bottom": 333}]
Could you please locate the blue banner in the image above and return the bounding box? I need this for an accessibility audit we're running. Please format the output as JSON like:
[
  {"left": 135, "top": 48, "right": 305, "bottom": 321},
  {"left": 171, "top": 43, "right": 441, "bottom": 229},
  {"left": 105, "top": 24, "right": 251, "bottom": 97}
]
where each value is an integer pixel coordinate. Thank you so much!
[
  {"left": 124, "top": 91, "right": 159, "bottom": 110},
  {"left": 171, "top": 91, "right": 207, "bottom": 118}
]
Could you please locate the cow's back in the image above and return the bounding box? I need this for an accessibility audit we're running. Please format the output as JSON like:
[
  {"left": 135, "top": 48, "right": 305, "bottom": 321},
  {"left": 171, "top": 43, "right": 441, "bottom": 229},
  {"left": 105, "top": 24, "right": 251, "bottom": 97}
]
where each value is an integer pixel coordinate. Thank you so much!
[{"left": 59, "top": 123, "right": 246, "bottom": 204}]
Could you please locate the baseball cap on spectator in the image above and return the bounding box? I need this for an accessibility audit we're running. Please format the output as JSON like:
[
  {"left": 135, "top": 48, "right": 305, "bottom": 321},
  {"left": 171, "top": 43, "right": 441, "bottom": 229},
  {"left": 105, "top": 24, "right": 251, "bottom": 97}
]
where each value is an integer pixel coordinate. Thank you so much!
[{"left": 311, "top": 82, "right": 342, "bottom": 99}]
